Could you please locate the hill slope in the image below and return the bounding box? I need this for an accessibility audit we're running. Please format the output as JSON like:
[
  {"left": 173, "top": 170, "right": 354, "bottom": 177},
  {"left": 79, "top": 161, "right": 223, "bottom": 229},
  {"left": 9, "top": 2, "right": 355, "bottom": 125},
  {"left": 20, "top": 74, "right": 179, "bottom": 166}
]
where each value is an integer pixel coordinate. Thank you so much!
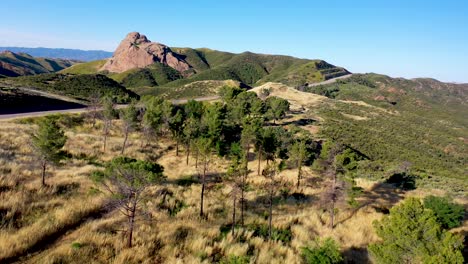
[
  {"left": 62, "top": 32, "right": 350, "bottom": 92},
  {"left": 0, "top": 47, "right": 112, "bottom": 61},
  {"left": 288, "top": 73, "right": 468, "bottom": 191},
  {"left": 0, "top": 73, "right": 138, "bottom": 103},
  {"left": 0, "top": 51, "right": 77, "bottom": 77}
]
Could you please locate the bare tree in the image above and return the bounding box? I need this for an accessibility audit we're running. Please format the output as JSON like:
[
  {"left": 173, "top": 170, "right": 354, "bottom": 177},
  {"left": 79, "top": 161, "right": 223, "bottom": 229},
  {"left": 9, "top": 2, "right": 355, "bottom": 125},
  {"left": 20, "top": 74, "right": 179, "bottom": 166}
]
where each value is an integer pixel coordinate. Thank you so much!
[
  {"left": 91, "top": 157, "right": 165, "bottom": 248},
  {"left": 262, "top": 161, "right": 283, "bottom": 240},
  {"left": 120, "top": 101, "right": 138, "bottom": 155},
  {"left": 87, "top": 91, "right": 101, "bottom": 128},
  {"left": 290, "top": 138, "right": 307, "bottom": 189},
  {"left": 321, "top": 144, "right": 346, "bottom": 229},
  {"left": 194, "top": 137, "right": 212, "bottom": 219}
]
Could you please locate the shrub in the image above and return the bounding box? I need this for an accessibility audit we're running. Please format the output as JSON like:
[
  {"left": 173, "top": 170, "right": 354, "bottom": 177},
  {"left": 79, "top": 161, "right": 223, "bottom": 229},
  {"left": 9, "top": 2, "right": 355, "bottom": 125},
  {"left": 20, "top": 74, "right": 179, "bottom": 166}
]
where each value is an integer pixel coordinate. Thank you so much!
[
  {"left": 423, "top": 195, "right": 464, "bottom": 229},
  {"left": 369, "top": 198, "right": 464, "bottom": 264},
  {"left": 220, "top": 255, "right": 250, "bottom": 264},
  {"left": 301, "top": 237, "right": 343, "bottom": 264}
]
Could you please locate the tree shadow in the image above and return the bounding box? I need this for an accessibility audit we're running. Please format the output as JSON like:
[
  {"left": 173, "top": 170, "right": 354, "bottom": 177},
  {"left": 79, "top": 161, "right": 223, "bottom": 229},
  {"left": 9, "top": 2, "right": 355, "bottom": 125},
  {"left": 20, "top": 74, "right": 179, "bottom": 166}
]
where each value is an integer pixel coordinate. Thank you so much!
[
  {"left": 245, "top": 192, "right": 318, "bottom": 216},
  {"left": 281, "top": 118, "right": 318, "bottom": 127},
  {"left": 342, "top": 247, "right": 371, "bottom": 264},
  {"left": 455, "top": 229, "right": 468, "bottom": 262},
  {"left": 385, "top": 173, "right": 417, "bottom": 190},
  {"left": 166, "top": 172, "right": 225, "bottom": 187},
  {"left": 336, "top": 181, "right": 408, "bottom": 226}
]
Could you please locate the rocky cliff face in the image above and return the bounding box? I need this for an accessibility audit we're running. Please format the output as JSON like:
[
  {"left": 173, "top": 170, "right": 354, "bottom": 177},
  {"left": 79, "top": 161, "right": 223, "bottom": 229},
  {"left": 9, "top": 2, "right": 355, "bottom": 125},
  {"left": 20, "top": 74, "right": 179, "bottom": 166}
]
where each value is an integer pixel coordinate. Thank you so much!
[{"left": 101, "top": 32, "right": 192, "bottom": 75}]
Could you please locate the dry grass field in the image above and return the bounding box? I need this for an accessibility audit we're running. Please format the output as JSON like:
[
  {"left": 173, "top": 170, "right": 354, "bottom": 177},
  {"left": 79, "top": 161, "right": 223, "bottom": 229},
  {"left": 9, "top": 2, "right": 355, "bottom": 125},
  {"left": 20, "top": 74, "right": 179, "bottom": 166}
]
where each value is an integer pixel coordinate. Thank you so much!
[{"left": 0, "top": 112, "right": 466, "bottom": 264}]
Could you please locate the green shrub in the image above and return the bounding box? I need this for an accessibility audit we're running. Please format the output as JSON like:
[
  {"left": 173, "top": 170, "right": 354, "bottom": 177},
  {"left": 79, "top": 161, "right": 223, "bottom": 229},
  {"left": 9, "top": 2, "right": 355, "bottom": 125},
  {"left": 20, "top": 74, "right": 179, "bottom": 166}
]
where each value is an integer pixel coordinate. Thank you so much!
[
  {"left": 301, "top": 237, "right": 343, "bottom": 264},
  {"left": 369, "top": 198, "right": 464, "bottom": 264},
  {"left": 423, "top": 195, "right": 464, "bottom": 229},
  {"left": 220, "top": 255, "right": 250, "bottom": 264},
  {"left": 247, "top": 222, "right": 292, "bottom": 243}
]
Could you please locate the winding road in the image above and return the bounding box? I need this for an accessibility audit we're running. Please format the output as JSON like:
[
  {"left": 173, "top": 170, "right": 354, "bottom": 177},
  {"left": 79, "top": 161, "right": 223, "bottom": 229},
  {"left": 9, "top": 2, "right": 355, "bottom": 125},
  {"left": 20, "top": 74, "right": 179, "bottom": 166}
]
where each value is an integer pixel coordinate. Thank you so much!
[{"left": 0, "top": 75, "right": 351, "bottom": 121}]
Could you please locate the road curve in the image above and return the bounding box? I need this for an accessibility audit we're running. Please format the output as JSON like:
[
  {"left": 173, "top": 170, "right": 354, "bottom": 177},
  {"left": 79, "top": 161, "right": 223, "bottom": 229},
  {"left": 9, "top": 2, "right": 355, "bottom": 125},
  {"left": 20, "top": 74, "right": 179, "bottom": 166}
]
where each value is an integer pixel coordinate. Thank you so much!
[
  {"left": 0, "top": 96, "right": 220, "bottom": 121},
  {"left": 0, "top": 75, "right": 351, "bottom": 121}
]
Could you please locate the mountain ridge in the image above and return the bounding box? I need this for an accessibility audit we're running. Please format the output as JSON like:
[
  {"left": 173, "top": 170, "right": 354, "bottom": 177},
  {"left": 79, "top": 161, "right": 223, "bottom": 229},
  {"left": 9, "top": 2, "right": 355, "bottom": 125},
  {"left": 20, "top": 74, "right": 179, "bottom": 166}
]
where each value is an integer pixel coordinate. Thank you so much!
[
  {"left": 0, "top": 51, "right": 77, "bottom": 77},
  {"left": 0, "top": 47, "right": 112, "bottom": 61}
]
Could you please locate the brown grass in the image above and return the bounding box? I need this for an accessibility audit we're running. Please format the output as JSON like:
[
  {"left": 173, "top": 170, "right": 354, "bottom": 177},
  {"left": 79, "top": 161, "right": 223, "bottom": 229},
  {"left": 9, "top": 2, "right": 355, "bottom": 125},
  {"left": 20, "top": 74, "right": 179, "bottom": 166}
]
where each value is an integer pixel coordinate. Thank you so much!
[{"left": 0, "top": 115, "right": 466, "bottom": 264}]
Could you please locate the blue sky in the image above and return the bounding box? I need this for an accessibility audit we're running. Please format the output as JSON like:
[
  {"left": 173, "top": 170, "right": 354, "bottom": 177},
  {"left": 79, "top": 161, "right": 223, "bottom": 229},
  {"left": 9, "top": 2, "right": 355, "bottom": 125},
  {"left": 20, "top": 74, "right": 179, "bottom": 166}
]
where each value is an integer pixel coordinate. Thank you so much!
[{"left": 1, "top": 0, "right": 467, "bottom": 82}]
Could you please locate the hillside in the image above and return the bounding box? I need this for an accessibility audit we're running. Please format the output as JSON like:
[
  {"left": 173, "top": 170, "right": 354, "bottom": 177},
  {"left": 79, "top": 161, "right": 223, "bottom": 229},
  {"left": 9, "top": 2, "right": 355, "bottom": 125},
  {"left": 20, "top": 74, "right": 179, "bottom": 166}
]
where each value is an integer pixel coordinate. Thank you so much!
[
  {"left": 0, "top": 73, "right": 138, "bottom": 103},
  {"left": 0, "top": 47, "right": 112, "bottom": 61},
  {"left": 0, "top": 51, "right": 77, "bottom": 77},
  {"left": 61, "top": 32, "right": 350, "bottom": 93},
  {"left": 0, "top": 84, "right": 465, "bottom": 263},
  {"left": 296, "top": 74, "right": 468, "bottom": 191}
]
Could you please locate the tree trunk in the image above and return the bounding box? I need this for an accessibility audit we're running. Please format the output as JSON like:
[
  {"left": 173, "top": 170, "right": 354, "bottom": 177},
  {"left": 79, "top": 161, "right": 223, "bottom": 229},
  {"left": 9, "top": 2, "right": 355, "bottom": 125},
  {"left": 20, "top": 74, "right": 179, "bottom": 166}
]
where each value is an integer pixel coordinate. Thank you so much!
[
  {"left": 200, "top": 180, "right": 205, "bottom": 218},
  {"left": 176, "top": 139, "right": 179, "bottom": 156},
  {"left": 91, "top": 111, "right": 96, "bottom": 128},
  {"left": 127, "top": 201, "right": 137, "bottom": 248},
  {"left": 257, "top": 147, "right": 262, "bottom": 176},
  {"left": 121, "top": 130, "right": 128, "bottom": 155},
  {"left": 240, "top": 175, "right": 245, "bottom": 226},
  {"left": 186, "top": 141, "right": 190, "bottom": 165},
  {"left": 103, "top": 120, "right": 111, "bottom": 153},
  {"left": 41, "top": 160, "right": 47, "bottom": 187},
  {"left": 330, "top": 199, "right": 335, "bottom": 229},
  {"left": 297, "top": 161, "right": 302, "bottom": 189},
  {"left": 195, "top": 150, "right": 199, "bottom": 168},
  {"left": 330, "top": 172, "right": 336, "bottom": 229},
  {"left": 268, "top": 188, "right": 273, "bottom": 240},
  {"left": 103, "top": 133, "right": 108, "bottom": 152},
  {"left": 232, "top": 194, "right": 236, "bottom": 236},
  {"left": 200, "top": 163, "right": 206, "bottom": 218}
]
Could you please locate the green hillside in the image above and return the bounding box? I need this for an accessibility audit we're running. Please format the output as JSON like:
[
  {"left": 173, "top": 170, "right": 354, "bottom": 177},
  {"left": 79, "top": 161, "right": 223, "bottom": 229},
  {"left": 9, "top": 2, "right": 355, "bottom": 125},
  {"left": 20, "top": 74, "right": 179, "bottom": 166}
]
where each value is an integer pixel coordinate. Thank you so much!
[
  {"left": 60, "top": 59, "right": 107, "bottom": 74},
  {"left": 0, "top": 51, "right": 77, "bottom": 77},
  {"left": 0, "top": 73, "right": 138, "bottom": 103},
  {"left": 61, "top": 47, "right": 349, "bottom": 93},
  {"left": 305, "top": 74, "right": 468, "bottom": 191}
]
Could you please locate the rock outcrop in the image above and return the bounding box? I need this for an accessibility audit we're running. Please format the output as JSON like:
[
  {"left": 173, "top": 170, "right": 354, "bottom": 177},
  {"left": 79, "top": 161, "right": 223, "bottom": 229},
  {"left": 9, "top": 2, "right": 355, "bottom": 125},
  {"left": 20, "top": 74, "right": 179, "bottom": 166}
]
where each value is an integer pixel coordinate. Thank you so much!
[{"left": 101, "top": 32, "right": 192, "bottom": 75}]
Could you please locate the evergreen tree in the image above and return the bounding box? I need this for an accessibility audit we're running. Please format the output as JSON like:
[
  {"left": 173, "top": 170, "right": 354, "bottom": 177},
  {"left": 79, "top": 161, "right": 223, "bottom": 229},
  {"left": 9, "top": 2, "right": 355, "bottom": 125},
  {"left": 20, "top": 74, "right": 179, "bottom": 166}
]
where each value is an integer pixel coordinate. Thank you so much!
[
  {"left": 31, "top": 117, "right": 67, "bottom": 187},
  {"left": 369, "top": 198, "right": 464, "bottom": 264},
  {"left": 91, "top": 157, "right": 165, "bottom": 248}
]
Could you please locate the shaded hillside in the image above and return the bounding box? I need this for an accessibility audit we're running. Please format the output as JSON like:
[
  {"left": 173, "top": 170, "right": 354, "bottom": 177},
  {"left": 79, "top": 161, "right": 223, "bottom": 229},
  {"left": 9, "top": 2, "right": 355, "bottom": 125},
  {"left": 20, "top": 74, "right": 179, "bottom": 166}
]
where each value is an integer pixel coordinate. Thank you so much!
[
  {"left": 0, "top": 47, "right": 112, "bottom": 61},
  {"left": 0, "top": 73, "right": 138, "bottom": 103},
  {"left": 0, "top": 51, "right": 77, "bottom": 77},
  {"left": 0, "top": 87, "right": 85, "bottom": 115}
]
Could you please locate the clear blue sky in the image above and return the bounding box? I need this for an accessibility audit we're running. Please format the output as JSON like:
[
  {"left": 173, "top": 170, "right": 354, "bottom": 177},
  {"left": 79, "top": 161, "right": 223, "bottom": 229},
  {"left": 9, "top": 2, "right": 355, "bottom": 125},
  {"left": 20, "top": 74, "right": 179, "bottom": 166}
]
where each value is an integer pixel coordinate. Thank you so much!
[{"left": 1, "top": 0, "right": 467, "bottom": 82}]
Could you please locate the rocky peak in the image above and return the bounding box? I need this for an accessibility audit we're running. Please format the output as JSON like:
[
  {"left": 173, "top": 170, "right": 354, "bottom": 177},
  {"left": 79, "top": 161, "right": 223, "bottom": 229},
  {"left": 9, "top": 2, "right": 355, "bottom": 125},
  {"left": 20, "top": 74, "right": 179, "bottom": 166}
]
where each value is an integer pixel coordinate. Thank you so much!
[{"left": 101, "top": 32, "right": 192, "bottom": 75}]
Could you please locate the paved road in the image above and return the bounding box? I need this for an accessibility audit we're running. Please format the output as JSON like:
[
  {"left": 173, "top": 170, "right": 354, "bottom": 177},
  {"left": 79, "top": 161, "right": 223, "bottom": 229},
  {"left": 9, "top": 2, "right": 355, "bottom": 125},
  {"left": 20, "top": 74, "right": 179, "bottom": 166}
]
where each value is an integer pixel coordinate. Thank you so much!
[
  {"left": 0, "top": 74, "right": 350, "bottom": 121},
  {"left": 307, "top": 73, "right": 352, "bottom": 87},
  {"left": 0, "top": 96, "right": 220, "bottom": 121}
]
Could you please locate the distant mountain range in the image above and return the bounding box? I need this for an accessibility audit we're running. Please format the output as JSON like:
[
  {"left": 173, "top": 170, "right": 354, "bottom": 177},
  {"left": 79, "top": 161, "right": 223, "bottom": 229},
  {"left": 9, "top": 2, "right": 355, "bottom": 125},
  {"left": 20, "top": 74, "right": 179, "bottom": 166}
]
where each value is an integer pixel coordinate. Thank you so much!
[
  {"left": 0, "top": 51, "right": 77, "bottom": 77},
  {"left": 0, "top": 47, "right": 112, "bottom": 61}
]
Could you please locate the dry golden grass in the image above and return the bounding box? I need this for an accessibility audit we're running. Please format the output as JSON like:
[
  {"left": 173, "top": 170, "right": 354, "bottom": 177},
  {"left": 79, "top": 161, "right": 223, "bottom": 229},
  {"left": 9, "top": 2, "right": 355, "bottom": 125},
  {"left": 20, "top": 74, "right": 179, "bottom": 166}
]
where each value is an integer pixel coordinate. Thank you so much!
[{"left": 0, "top": 116, "right": 466, "bottom": 264}]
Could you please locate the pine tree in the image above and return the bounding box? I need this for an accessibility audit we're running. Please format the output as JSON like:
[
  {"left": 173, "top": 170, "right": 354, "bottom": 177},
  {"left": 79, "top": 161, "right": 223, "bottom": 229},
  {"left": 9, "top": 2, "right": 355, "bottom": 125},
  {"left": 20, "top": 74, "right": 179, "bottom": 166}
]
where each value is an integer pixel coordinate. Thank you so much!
[
  {"left": 369, "top": 198, "right": 464, "bottom": 263},
  {"left": 31, "top": 117, "right": 67, "bottom": 187}
]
